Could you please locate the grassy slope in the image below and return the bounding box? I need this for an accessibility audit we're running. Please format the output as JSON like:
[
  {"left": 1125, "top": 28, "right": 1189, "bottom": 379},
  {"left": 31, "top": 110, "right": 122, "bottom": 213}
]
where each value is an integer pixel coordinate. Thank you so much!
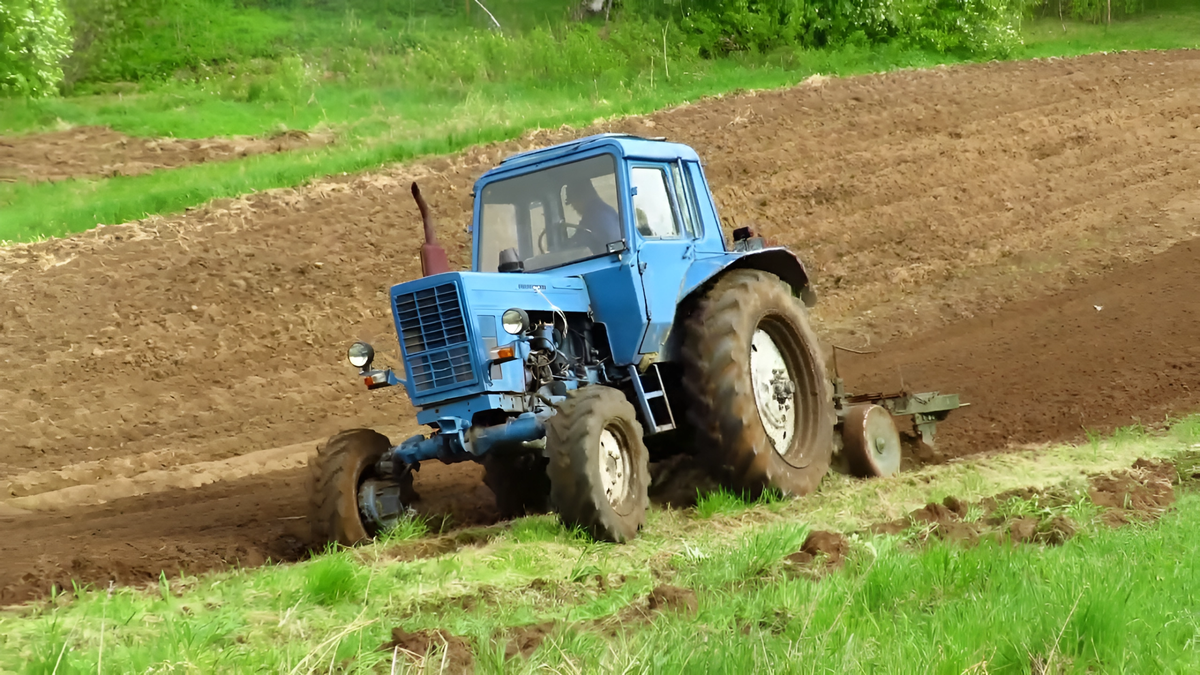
[
  {"left": 3, "top": 2, "right": 1200, "bottom": 243},
  {"left": 2, "top": 418, "right": 1198, "bottom": 673}
]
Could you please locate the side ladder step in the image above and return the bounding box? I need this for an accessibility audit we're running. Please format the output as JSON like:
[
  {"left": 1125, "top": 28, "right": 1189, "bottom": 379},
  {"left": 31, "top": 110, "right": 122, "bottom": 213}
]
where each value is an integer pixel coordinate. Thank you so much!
[{"left": 627, "top": 364, "right": 676, "bottom": 433}]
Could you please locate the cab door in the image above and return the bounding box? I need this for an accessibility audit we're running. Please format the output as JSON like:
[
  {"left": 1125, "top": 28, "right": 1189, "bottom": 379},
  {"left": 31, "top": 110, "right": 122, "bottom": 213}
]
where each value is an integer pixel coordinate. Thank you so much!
[{"left": 629, "top": 162, "right": 702, "bottom": 354}]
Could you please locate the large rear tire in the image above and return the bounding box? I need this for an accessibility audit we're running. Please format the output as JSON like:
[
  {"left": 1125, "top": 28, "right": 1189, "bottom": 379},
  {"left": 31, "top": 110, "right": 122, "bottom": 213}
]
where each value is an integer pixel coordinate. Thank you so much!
[
  {"left": 546, "top": 386, "right": 649, "bottom": 542},
  {"left": 308, "top": 428, "right": 414, "bottom": 547},
  {"left": 682, "top": 269, "right": 835, "bottom": 497},
  {"left": 482, "top": 452, "right": 551, "bottom": 519}
]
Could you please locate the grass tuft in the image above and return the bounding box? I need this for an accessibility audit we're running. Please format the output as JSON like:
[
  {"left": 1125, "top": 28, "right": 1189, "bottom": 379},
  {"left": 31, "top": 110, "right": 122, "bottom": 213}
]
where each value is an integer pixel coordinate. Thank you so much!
[
  {"left": 303, "top": 554, "right": 365, "bottom": 606},
  {"left": 378, "top": 512, "right": 431, "bottom": 543},
  {"left": 680, "top": 521, "right": 811, "bottom": 588},
  {"left": 694, "top": 486, "right": 788, "bottom": 518}
]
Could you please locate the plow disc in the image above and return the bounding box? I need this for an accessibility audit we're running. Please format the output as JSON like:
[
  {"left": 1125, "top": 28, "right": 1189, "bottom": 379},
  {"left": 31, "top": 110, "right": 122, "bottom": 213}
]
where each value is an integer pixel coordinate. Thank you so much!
[{"left": 841, "top": 404, "right": 902, "bottom": 478}]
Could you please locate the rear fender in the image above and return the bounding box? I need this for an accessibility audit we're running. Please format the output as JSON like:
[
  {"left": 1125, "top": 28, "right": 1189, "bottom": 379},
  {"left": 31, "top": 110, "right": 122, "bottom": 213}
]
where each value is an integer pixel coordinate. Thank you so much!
[
  {"left": 659, "top": 248, "right": 816, "bottom": 362},
  {"left": 681, "top": 248, "right": 816, "bottom": 307}
]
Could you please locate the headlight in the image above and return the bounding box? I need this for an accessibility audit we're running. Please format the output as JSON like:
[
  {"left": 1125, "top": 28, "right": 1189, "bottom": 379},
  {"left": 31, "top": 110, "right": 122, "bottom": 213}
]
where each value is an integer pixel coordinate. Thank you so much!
[
  {"left": 502, "top": 308, "right": 529, "bottom": 335},
  {"left": 347, "top": 341, "right": 375, "bottom": 369}
]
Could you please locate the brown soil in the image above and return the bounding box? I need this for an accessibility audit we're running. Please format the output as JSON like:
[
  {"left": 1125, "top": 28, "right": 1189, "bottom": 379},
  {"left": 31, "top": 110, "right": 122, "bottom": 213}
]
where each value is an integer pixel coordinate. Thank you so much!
[
  {"left": 786, "top": 530, "right": 850, "bottom": 574},
  {"left": 2, "top": 51, "right": 1200, "bottom": 602},
  {"left": 379, "top": 627, "right": 474, "bottom": 674},
  {"left": 503, "top": 622, "right": 555, "bottom": 660},
  {"left": 646, "top": 584, "right": 699, "bottom": 615},
  {"left": 375, "top": 528, "right": 498, "bottom": 563},
  {"left": 0, "top": 126, "right": 332, "bottom": 183},
  {"left": 1089, "top": 458, "right": 1176, "bottom": 525},
  {"left": 871, "top": 458, "right": 1177, "bottom": 545},
  {"left": 839, "top": 237, "right": 1200, "bottom": 462},
  {"left": 0, "top": 460, "right": 498, "bottom": 605}
]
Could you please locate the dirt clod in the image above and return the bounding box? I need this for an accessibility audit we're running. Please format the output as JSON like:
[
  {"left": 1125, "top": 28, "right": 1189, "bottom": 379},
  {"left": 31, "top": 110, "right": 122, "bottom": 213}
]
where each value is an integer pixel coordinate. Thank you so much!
[
  {"left": 647, "top": 584, "right": 698, "bottom": 615},
  {"left": 380, "top": 627, "right": 474, "bottom": 674},
  {"left": 1007, "top": 518, "right": 1039, "bottom": 543},
  {"left": 787, "top": 530, "right": 850, "bottom": 573},
  {"left": 1089, "top": 460, "right": 1176, "bottom": 524},
  {"left": 504, "top": 622, "right": 555, "bottom": 660}
]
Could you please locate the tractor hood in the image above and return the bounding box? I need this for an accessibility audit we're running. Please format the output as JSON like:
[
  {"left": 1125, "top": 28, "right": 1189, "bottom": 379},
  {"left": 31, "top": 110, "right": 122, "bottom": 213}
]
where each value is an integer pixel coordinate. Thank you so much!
[{"left": 388, "top": 271, "right": 591, "bottom": 408}]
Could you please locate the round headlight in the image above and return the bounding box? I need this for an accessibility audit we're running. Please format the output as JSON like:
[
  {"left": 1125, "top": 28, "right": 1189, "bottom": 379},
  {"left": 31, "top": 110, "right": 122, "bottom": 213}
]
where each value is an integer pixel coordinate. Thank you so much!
[
  {"left": 502, "top": 308, "right": 529, "bottom": 335},
  {"left": 348, "top": 341, "right": 375, "bottom": 369}
]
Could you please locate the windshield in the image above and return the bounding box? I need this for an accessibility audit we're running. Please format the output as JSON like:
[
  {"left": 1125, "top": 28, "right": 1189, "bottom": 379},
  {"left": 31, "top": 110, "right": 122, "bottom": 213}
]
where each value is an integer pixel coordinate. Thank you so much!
[{"left": 477, "top": 154, "right": 623, "bottom": 273}]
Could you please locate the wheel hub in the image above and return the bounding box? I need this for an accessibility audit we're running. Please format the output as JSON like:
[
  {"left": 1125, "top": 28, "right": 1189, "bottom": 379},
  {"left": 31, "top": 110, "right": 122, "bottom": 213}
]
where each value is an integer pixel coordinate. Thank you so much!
[
  {"left": 598, "top": 428, "right": 633, "bottom": 511},
  {"left": 358, "top": 479, "right": 411, "bottom": 533},
  {"left": 750, "top": 328, "right": 796, "bottom": 455}
]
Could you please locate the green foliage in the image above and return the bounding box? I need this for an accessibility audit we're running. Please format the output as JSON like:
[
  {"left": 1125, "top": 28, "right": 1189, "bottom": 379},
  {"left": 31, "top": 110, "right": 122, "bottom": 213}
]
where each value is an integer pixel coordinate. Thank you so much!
[
  {"left": 1026, "top": 0, "right": 1146, "bottom": 23},
  {"left": 650, "top": 0, "right": 1032, "bottom": 58},
  {"left": 0, "top": 0, "right": 72, "bottom": 97}
]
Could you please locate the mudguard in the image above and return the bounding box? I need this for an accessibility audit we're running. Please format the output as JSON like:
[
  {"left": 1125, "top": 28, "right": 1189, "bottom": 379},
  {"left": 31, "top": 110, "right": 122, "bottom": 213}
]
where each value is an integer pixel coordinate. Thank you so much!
[{"left": 681, "top": 247, "right": 816, "bottom": 308}]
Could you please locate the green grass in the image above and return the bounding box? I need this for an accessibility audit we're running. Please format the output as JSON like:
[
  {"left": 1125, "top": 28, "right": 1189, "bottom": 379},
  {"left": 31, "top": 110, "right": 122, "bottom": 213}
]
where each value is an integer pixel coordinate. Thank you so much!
[
  {"left": 2, "top": 416, "right": 1198, "bottom": 673},
  {"left": 1022, "top": 0, "right": 1200, "bottom": 56}
]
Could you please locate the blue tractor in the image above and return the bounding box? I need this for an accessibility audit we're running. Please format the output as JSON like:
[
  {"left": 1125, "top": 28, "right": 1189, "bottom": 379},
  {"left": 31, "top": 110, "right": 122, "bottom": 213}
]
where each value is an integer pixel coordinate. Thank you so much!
[{"left": 308, "top": 134, "right": 965, "bottom": 544}]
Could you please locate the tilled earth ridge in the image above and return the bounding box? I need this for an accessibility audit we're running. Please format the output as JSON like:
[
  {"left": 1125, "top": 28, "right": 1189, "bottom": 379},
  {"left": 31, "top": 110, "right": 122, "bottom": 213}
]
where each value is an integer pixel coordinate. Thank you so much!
[
  {"left": 0, "top": 126, "right": 333, "bottom": 183},
  {"left": 0, "top": 51, "right": 1199, "bottom": 603},
  {"left": 841, "top": 238, "right": 1200, "bottom": 459}
]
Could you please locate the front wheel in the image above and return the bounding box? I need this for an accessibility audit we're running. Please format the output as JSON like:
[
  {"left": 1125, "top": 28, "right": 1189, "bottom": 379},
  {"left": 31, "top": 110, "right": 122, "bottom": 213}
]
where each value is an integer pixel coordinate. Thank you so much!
[
  {"left": 308, "top": 428, "right": 416, "bottom": 547},
  {"left": 682, "top": 269, "right": 835, "bottom": 498},
  {"left": 546, "top": 386, "right": 649, "bottom": 542}
]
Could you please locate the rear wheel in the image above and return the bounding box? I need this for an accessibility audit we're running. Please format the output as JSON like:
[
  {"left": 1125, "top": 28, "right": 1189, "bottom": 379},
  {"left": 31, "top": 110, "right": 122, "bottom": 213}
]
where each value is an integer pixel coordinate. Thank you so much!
[
  {"left": 682, "top": 270, "right": 835, "bottom": 497},
  {"left": 546, "top": 386, "right": 649, "bottom": 542},
  {"left": 308, "top": 429, "right": 415, "bottom": 547}
]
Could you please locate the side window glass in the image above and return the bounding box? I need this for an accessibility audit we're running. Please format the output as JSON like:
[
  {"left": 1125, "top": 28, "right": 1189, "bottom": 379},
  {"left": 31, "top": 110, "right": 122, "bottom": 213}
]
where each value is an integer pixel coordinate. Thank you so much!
[
  {"left": 670, "top": 163, "right": 699, "bottom": 238},
  {"left": 630, "top": 167, "right": 680, "bottom": 239}
]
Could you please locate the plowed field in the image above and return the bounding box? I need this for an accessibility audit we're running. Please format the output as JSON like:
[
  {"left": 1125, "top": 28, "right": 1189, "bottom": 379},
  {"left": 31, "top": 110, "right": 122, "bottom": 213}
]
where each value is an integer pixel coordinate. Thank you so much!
[{"left": 2, "top": 50, "right": 1199, "bottom": 604}]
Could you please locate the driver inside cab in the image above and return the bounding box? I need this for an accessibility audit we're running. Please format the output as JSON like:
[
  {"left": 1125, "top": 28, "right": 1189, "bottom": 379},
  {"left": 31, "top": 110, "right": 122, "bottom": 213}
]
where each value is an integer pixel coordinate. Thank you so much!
[{"left": 564, "top": 178, "right": 621, "bottom": 254}]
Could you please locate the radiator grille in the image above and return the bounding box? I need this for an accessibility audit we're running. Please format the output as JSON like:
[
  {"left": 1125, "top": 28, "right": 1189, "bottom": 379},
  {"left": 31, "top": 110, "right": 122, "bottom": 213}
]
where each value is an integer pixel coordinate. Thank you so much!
[{"left": 394, "top": 283, "right": 476, "bottom": 394}]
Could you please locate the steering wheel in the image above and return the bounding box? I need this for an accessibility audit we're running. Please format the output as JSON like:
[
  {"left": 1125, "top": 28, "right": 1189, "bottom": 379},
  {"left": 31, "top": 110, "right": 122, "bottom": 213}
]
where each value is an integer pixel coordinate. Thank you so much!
[{"left": 538, "top": 221, "right": 591, "bottom": 254}]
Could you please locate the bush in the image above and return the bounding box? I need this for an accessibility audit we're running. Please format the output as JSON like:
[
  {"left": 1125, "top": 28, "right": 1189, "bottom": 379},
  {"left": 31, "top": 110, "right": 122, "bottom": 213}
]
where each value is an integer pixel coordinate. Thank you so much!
[
  {"left": 671, "top": 0, "right": 1032, "bottom": 58},
  {"left": 0, "top": 0, "right": 72, "bottom": 96}
]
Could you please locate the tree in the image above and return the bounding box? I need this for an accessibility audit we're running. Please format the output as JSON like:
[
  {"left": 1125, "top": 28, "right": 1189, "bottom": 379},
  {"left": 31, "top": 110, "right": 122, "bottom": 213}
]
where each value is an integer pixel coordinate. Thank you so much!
[{"left": 1, "top": 0, "right": 72, "bottom": 97}]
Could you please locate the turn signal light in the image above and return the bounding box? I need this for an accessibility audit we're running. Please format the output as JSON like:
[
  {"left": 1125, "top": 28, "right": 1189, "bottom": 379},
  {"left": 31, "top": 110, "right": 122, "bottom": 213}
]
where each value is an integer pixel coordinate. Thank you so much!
[{"left": 490, "top": 345, "right": 517, "bottom": 362}]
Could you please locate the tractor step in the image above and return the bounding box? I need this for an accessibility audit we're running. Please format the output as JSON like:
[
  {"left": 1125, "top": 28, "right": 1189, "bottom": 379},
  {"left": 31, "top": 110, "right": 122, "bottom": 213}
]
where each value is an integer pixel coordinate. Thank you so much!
[{"left": 628, "top": 364, "right": 676, "bottom": 433}]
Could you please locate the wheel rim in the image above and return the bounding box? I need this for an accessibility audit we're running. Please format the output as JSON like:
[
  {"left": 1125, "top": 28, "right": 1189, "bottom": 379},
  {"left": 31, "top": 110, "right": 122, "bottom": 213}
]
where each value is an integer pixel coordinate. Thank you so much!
[
  {"left": 750, "top": 327, "right": 797, "bottom": 456},
  {"left": 598, "top": 427, "right": 634, "bottom": 513}
]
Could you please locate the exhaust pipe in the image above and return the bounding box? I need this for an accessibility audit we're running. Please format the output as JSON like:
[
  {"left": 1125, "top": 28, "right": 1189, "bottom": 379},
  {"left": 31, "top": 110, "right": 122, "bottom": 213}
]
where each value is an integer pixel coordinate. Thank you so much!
[{"left": 411, "top": 181, "right": 450, "bottom": 277}]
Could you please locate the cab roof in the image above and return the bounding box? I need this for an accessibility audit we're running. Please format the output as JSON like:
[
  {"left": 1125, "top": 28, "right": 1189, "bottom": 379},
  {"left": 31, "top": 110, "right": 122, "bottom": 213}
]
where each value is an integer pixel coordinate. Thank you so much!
[{"left": 478, "top": 133, "right": 701, "bottom": 184}]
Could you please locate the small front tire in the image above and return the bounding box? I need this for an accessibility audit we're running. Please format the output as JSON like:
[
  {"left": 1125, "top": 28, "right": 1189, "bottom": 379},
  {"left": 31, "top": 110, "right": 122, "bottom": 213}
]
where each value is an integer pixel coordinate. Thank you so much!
[
  {"left": 547, "top": 386, "right": 649, "bottom": 542},
  {"left": 308, "top": 428, "right": 414, "bottom": 548}
]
